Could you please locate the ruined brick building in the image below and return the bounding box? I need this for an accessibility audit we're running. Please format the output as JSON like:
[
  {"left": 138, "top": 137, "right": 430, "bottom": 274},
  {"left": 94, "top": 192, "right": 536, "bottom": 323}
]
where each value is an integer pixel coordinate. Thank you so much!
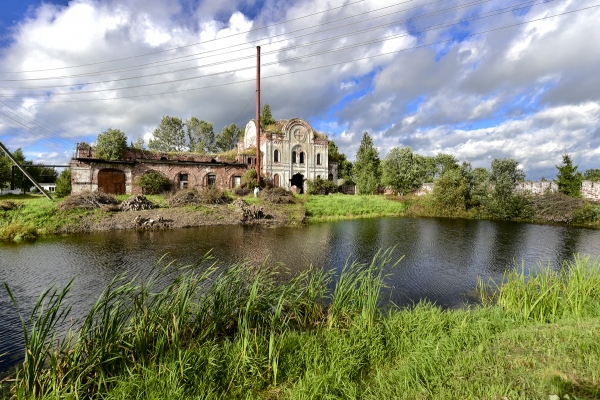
[{"left": 70, "top": 118, "right": 337, "bottom": 195}]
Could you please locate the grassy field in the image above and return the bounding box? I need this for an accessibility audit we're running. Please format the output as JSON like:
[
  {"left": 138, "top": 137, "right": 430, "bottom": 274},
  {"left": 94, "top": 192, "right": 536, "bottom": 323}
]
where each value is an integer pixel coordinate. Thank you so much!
[
  {"left": 2, "top": 251, "right": 600, "bottom": 399},
  {"left": 303, "top": 194, "right": 409, "bottom": 222}
]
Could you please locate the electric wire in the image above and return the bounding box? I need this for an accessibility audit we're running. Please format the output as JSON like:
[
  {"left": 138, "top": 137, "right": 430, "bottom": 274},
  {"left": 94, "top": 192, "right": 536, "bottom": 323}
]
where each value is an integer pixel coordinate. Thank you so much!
[
  {"left": 4, "top": 3, "right": 594, "bottom": 104},
  {"left": 0, "top": 0, "right": 368, "bottom": 74},
  {"left": 0, "top": 0, "right": 501, "bottom": 88},
  {"left": 0, "top": 0, "right": 562, "bottom": 97},
  {"left": 0, "top": 0, "right": 447, "bottom": 81}
]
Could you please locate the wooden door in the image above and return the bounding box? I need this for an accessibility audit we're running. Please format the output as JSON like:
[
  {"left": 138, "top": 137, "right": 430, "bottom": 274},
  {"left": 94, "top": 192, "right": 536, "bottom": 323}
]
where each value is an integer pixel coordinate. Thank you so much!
[{"left": 98, "top": 168, "right": 126, "bottom": 194}]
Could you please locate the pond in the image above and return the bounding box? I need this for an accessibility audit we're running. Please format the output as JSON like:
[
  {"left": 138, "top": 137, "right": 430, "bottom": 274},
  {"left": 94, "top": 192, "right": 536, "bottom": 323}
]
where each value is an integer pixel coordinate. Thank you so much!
[{"left": 2, "top": 217, "right": 600, "bottom": 375}]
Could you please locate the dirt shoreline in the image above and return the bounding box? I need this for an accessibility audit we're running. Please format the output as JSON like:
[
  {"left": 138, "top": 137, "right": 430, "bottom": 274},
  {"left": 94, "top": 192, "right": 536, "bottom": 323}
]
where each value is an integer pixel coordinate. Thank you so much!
[{"left": 57, "top": 202, "right": 307, "bottom": 234}]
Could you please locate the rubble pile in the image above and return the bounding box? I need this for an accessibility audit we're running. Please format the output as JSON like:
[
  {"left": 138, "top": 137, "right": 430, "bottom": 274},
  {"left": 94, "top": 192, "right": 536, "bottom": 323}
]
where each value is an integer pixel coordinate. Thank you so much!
[
  {"left": 233, "top": 199, "right": 266, "bottom": 222},
  {"left": 120, "top": 195, "right": 156, "bottom": 211},
  {"left": 167, "top": 188, "right": 231, "bottom": 207},
  {"left": 259, "top": 187, "right": 297, "bottom": 204},
  {"left": 59, "top": 191, "right": 119, "bottom": 211}
]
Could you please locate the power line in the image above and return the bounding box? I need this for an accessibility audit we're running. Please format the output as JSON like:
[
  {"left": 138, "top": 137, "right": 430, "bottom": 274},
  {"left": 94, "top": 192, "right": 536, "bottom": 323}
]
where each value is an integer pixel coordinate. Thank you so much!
[
  {"left": 0, "top": 0, "right": 499, "bottom": 89},
  {"left": 5, "top": 3, "right": 595, "bottom": 104},
  {"left": 0, "top": 0, "right": 561, "bottom": 97},
  {"left": 0, "top": 0, "right": 366, "bottom": 74},
  {"left": 0, "top": 0, "right": 442, "bottom": 82}
]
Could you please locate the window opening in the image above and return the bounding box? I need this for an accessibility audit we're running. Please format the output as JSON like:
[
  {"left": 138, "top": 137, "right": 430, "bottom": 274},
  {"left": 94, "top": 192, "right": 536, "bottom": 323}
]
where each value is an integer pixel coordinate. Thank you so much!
[
  {"left": 180, "top": 173, "right": 188, "bottom": 189},
  {"left": 274, "top": 149, "right": 280, "bottom": 163},
  {"left": 292, "top": 151, "right": 297, "bottom": 163},
  {"left": 299, "top": 152, "right": 305, "bottom": 164},
  {"left": 207, "top": 174, "right": 216, "bottom": 187}
]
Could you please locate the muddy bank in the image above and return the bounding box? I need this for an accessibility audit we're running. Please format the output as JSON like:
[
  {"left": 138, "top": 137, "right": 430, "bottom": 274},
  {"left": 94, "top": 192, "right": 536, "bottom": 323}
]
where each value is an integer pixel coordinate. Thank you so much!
[{"left": 57, "top": 202, "right": 307, "bottom": 234}]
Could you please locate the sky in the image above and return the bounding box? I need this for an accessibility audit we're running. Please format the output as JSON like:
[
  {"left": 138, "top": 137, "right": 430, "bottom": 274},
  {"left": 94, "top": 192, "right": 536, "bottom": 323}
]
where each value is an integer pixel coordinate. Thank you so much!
[{"left": 0, "top": 0, "right": 599, "bottom": 179}]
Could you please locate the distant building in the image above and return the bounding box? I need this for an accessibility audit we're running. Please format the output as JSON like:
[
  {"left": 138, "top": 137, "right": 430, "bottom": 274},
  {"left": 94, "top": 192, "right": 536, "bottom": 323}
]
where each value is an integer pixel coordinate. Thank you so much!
[
  {"left": 241, "top": 118, "right": 336, "bottom": 193},
  {"left": 70, "top": 117, "right": 337, "bottom": 195}
]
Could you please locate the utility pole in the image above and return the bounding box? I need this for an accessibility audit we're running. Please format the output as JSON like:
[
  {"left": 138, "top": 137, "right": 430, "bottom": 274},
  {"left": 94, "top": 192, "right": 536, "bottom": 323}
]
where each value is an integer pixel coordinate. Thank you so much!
[
  {"left": 256, "top": 46, "right": 261, "bottom": 186},
  {"left": 0, "top": 141, "right": 53, "bottom": 200}
]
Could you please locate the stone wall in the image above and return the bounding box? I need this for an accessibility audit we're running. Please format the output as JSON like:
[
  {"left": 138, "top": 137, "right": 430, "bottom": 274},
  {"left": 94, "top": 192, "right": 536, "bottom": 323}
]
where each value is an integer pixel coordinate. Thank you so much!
[
  {"left": 581, "top": 180, "right": 600, "bottom": 201},
  {"left": 514, "top": 181, "right": 558, "bottom": 195},
  {"left": 71, "top": 159, "right": 248, "bottom": 195},
  {"left": 411, "top": 180, "right": 600, "bottom": 202}
]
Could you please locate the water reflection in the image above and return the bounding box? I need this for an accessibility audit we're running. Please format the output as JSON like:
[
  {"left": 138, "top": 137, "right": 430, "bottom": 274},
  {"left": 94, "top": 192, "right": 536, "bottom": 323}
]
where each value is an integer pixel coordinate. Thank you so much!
[{"left": 1, "top": 217, "right": 600, "bottom": 375}]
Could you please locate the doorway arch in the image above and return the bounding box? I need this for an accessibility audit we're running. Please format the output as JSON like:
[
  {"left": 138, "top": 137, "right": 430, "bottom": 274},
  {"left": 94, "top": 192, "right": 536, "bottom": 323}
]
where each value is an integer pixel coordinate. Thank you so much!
[{"left": 290, "top": 173, "right": 304, "bottom": 193}]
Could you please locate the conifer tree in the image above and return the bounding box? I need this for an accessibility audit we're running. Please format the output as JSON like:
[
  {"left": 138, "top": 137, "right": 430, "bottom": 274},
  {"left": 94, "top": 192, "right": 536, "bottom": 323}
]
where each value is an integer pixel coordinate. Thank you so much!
[
  {"left": 353, "top": 132, "right": 380, "bottom": 194},
  {"left": 556, "top": 152, "right": 582, "bottom": 197},
  {"left": 260, "top": 104, "right": 276, "bottom": 127}
]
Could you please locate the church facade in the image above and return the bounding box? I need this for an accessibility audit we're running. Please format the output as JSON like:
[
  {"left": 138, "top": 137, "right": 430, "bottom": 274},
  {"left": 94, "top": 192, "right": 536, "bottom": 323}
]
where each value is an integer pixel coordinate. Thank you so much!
[{"left": 241, "top": 118, "right": 335, "bottom": 192}]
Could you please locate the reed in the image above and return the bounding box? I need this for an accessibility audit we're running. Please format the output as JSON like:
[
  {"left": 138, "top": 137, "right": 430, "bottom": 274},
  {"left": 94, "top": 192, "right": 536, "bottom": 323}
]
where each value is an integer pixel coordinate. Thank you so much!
[
  {"left": 4, "top": 252, "right": 600, "bottom": 399},
  {"left": 479, "top": 255, "right": 600, "bottom": 322}
]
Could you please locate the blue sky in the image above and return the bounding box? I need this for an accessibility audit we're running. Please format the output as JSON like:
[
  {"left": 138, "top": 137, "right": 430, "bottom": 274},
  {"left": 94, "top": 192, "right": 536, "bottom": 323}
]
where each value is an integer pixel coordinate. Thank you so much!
[{"left": 0, "top": 0, "right": 599, "bottom": 180}]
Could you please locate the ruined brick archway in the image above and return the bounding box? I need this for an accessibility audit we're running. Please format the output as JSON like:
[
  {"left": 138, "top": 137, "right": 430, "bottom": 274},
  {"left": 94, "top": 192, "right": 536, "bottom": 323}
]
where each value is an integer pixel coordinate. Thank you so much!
[{"left": 98, "top": 168, "right": 126, "bottom": 194}]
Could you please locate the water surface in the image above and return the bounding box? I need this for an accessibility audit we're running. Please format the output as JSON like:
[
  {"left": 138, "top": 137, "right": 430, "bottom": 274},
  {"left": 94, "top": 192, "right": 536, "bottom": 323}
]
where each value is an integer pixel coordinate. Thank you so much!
[{"left": 2, "top": 217, "right": 600, "bottom": 374}]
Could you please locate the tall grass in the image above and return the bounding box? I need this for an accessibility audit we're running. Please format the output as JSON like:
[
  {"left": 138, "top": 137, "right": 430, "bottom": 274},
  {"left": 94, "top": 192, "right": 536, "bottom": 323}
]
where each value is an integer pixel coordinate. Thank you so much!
[
  {"left": 479, "top": 255, "right": 600, "bottom": 322},
  {"left": 4, "top": 252, "right": 600, "bottom": 399}
]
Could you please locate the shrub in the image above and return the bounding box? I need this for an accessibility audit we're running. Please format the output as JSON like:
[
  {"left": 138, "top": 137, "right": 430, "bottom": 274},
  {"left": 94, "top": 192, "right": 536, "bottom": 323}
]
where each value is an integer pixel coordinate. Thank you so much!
[
  {"left": 55, "top": 169, "right": 72, "bottom": 198},
  {"left": 234, "top": 187, "right": 251, "bottom": 196},
  {"left": 307, "top": 177, "right": 338, "bottom": 195},
  {"left": 166, "top": 187, "right": 231, "bottom": 206},
  {"left": 259, "top": 187, "right": 297, "bottom": 204},
  {"left": 136, "top": 171, "right": 171, "bottom": 194},
  {"left": 431, "top": 169, "right": 468, "bottom": 216},
  {"left": 241, "top": 169, "right": 265, "bottom": 189}
]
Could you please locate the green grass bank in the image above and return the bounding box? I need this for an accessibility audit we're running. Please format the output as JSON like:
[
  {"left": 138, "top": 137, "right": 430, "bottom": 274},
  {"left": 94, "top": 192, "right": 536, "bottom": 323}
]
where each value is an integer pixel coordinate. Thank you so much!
[
  {"left": 2, "top": 251, "right": 600, "bottom": 399},
  {"left": 2, "top": 191, "right": 599, "bottom": 243}
]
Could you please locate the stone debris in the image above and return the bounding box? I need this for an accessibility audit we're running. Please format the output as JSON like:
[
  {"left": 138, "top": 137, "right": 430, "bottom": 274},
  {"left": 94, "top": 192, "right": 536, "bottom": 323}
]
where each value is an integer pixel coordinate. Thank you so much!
[
  {"left": 134, "top": 215, "right": 168, "bottom": 229},
  {"left": 240, "top": 205, "right": 265, "bottom": 222},
  {"left": 167, "top": 188, "right": 231, "bottom": 207},
  {"left": 120, "top": 195, "right": 155, "bottom": 211},
  {"left": 232, "top": 198, "right": 248, "bottom": 208}
]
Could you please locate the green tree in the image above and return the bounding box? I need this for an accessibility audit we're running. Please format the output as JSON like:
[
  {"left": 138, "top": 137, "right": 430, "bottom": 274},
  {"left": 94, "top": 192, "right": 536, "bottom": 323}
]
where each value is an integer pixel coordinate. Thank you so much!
[
  {"left": 149, "top": 116, "right": 187, "bottom": 152},
  {"left": 130, "top": 135, "right": 145, "bottom": 150},
  {"left": 96, "top": 128, "right": 127, "bottom": 160},
  {"left": 583, "top": 168, "right": 600, "bottom": 181},
  {"left": 432, "top": 168, "right": 469, "bottom": 216},
  {"left": 414, "top": 154, "right": 436, "bottom": 183},
  {"left": 215, "top": 123, "right": 241, "bottom": 152},
  {"left": 556, "top": 153, "right": 582, "bottom": 197},
  {"left": 485, "top": 158, "right": 530, "bottom": 219},
  {"left": 55, "top": 169, "right": 72, "bottom": 198},
  {"left": 260, "top": 104, "right": 276, "bottom": 127},
  {"left": 354, "top": 132, "right": 380, "bottom": 194},
  {"left": 186, "top": 117, "right": 215, "bottom": 153},
  {"left": 0, "top": 151, "right": 12, "bottom": 189},
  {"left": 434, "top": 153, "right": 459, "bottom": 178},
  {"left": 327, "top": 140, "right": 353, "bottom": 182},
  {"left": 381, "top": 147, "right": 422, "bottom": 195}
]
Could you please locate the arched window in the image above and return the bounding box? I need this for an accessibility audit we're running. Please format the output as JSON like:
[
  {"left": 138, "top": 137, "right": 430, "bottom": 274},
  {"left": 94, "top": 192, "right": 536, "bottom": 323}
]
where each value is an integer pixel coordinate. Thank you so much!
[
  {"left": 207, "top": 174, "right": 216, "bottom": 187},
  {"left": 299, "top": 152, "right": 305, "bottom": 164},
  {"left": 274, "top": 149, "right": 280, "bottom": 163},
  {"left": 292, "top": 151, "right": 297, "bottom": 163},
  {"left": 317, "top": 153, "right": 321, "bottom": 165}
]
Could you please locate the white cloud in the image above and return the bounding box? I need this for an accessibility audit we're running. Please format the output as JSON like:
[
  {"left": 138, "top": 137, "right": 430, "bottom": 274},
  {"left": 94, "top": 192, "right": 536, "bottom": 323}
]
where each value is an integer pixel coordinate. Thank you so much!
[{"left": 0, "top": 0, "right": 597, "bottom": 179}]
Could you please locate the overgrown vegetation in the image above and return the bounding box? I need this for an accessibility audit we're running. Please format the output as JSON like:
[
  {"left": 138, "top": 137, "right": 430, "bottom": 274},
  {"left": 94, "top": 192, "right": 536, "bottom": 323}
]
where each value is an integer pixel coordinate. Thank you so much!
[
  {"left": 54, "top": 169, "right": 71, "bottom": 198},
  {"left": 166, "top": 187, "right": 231, "bottom": 206},
  {"left": 4, "top": 251, "right": 600, "bottom": 399},
  {"left": 306, "top": 177, "right": 338, "bottom": 195},
  {"left": 136, "top": 171, "right": 171, "bottom": 194}
]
